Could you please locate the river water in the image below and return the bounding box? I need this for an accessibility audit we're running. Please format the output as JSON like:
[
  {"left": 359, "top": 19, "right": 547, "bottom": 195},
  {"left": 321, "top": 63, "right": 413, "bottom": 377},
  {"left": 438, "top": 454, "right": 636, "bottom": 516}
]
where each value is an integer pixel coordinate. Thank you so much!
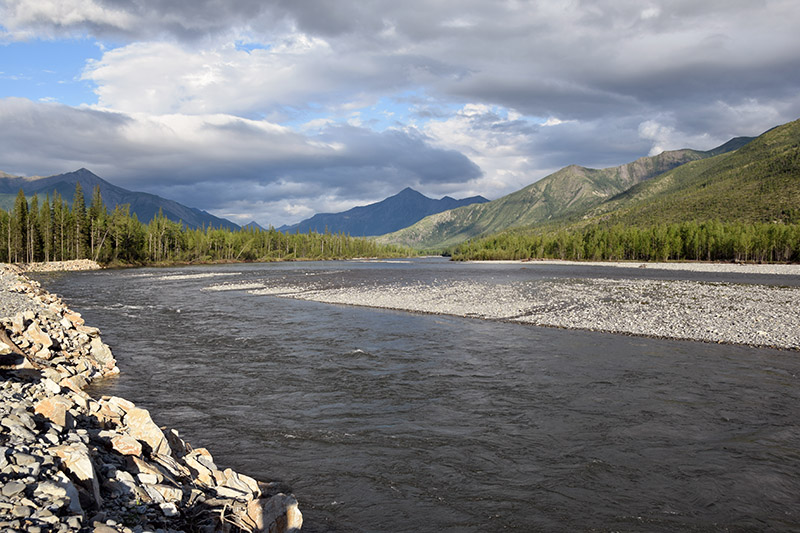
[{"left": 36, "top": 259, "right": 800, "bottom": 532}]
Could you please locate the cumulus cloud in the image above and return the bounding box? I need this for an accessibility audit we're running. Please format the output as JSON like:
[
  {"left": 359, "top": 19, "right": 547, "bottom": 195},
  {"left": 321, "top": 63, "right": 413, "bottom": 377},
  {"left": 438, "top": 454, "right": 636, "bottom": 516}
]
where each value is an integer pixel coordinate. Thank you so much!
[
  {"left": 9, "top": 1, "right": 800, "bottom": 122},
  {"left": 81, "top": 36, "right": 462, "bottom": 118}
]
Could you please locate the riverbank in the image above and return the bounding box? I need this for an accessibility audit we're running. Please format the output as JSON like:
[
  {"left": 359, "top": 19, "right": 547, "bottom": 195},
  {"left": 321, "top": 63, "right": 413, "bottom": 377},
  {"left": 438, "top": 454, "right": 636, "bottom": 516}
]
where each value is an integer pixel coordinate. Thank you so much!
[
  {"left": 205, "top": 261, "right": 800, "bottom": 350},
  {"left": 16, "top": 260, "right": 104, "bottom": 273},
  {"left": 0, "top": 264, "right": 302, "bottom": 532}
]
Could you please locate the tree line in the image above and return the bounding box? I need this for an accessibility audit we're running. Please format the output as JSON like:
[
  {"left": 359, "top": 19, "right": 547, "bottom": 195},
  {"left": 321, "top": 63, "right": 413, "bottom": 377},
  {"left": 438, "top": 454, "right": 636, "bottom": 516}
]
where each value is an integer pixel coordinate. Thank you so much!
[
  {"left": 1, "top": 183, "right": 411, "bottom": 265},
  {"left": 451, "top": 220, "right": 800, "bottom": 263}
]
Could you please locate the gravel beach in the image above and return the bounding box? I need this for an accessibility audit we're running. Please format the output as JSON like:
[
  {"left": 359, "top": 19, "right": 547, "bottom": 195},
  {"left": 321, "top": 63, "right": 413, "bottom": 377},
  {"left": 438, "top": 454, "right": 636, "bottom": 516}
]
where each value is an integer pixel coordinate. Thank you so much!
[{"left": 206, "top": 261, "right": 800, "bottom": 350}]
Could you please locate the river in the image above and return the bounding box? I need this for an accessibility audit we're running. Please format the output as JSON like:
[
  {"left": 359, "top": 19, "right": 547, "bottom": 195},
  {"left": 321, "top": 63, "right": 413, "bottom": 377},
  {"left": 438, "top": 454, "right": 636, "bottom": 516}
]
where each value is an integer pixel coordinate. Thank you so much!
[{"left": 35, "top": 258, "right": 800, "bottom": 532}]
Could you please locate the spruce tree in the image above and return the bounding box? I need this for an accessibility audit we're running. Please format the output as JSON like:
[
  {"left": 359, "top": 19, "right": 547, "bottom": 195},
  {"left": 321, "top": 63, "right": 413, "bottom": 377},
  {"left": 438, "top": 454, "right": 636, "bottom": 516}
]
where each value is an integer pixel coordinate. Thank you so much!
[
  {"left": 12, "top": 189, "right": 28, "bottom": 263},
  {"left": 72, "top": 182, "right": 88, "bottom": 258}
]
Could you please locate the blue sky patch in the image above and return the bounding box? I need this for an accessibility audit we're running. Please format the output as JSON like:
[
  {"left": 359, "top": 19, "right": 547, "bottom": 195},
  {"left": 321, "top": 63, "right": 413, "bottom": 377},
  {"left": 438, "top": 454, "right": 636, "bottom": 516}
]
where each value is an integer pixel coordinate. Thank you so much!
[{"left": 0, "top": 38, "right": 102, "bottom": 106}]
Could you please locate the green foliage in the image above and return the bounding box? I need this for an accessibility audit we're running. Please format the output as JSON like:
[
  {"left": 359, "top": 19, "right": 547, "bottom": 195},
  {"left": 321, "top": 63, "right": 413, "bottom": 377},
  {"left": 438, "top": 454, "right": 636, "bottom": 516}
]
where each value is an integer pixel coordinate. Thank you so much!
[
  {"left": 381, "top": 145, "right": 734, "bottom": 250},
  {"left": 0, "top": 185, "right": 413, "bottom": 265},
  {"left": 387, "top": 119, "right": 800, "bottom": 253},
  {"left": 578, "top": 119, "right": 800, "bottom": 228},
  {"left": 451, "top": 220, "right": 800, "bottom": 263}
]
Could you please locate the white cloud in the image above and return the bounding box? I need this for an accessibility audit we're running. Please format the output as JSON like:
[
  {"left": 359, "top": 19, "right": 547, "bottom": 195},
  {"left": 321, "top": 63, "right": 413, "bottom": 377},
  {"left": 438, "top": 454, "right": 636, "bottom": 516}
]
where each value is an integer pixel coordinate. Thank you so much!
[
  {"left": 82, "top": 37, "right": 337, "bottom": 115},
  {"left": 423, "top": 104, "right": 544, "bottom": 197},
  {"left": 640, "top": 6, "right": 661, "bottom": 20},
  {"left": 0, "top": 0, "right": 136, "bottom": 39}
]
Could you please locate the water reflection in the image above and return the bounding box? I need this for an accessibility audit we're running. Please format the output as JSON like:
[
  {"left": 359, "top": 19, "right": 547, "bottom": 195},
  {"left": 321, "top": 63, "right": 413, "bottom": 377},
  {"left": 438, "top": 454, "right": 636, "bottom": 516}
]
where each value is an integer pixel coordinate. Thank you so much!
[{"left": 36, "top": 260, "right": 800, "bottom": 532}]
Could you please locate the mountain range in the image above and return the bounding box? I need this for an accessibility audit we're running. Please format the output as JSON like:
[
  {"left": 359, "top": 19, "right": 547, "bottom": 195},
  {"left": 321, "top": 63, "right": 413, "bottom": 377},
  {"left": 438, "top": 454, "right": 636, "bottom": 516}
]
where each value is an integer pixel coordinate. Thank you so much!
[
  {"left": 0, "top": 168, "right": 239, "bottom": 230},
  {"left": 3, "top": 117, "right": 796, "bottom": 248},
  {"left": 278, "top": 187, "right": 488, "bottom": 236},
  {"left": 378, "top": 135, "right": 759, "bottom": 250}
]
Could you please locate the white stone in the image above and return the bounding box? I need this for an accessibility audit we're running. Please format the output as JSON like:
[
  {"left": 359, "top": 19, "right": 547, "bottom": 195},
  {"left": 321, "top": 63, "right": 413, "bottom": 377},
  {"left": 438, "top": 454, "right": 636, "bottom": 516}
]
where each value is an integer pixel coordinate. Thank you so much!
[
  {"left": 137, "top": 473, "right": 159, "bottom": 485},
  {"left": 160, "top": 502, "right": 180, "bottom": 518}
]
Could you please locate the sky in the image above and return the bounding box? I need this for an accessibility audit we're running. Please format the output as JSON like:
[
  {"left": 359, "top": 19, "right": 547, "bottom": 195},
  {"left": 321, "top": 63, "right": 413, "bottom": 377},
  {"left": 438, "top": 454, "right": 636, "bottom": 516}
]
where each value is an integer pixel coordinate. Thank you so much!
[{"left": 1, "top": 1, "right": 799, "bottom": 227}]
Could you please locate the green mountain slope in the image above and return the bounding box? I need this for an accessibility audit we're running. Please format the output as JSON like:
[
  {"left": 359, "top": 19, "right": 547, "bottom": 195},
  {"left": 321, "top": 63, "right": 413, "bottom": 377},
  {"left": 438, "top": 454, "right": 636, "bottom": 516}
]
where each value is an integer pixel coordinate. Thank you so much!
[
  {"left": 379, "top": 138, "right": 751, "bottom": 250},
  {"left": 577, "top": 119, "right": 800, "bottom": 226},
  {"left": 449, "top": 118, "right": 800, "bottom": 263}
]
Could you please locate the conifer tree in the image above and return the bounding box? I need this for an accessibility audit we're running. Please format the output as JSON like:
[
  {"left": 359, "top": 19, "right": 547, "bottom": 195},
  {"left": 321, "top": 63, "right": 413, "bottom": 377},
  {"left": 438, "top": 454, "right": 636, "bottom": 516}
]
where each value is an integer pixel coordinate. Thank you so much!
[
  {"left": 29, "top": 194, "right": 43, "bottom": 262},
  {"left": 40, "top": 194, "right": 52, "bottom": 262},
  {"left": 72, "top": 182, "right": 88, "bottom": 259},
  {"left": 12, "top": 189, "right": 28, "bottom": 263}
]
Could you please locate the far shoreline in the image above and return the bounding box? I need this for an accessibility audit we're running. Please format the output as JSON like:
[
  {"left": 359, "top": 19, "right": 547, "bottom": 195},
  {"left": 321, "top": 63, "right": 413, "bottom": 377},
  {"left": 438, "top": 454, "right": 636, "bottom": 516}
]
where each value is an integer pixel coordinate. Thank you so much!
[{"left": 15, "top": 256, "right": 800, "bottom": 277}]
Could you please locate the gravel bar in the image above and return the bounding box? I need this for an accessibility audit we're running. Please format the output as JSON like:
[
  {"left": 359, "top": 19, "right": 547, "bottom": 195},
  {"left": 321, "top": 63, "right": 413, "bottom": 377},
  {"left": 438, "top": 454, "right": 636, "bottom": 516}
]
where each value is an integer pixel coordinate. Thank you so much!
[{"left": 232, "top": 274, "right": 800, "bottom": 350}]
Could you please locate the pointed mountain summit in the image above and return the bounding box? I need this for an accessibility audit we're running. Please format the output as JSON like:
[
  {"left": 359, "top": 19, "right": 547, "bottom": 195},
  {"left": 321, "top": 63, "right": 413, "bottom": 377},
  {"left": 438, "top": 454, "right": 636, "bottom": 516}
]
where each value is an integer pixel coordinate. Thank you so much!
[
  {"left": 0, "top": 168, "right": 239, "bottom": 230},
  {"left": 278, "top": 187, "right": 488, "bottom": 236},
  {"left": 242, "top": 220, "right": 267, "bottom": 231}
]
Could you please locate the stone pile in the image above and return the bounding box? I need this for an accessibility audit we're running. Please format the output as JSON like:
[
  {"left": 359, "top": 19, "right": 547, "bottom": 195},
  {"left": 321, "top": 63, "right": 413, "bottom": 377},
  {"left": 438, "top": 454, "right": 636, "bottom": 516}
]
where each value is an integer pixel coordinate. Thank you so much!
[
  {"left": 1, "top": 264, "right": 302, "bottom": 532},
  {"left": 18, "top": 260, "right": 103, "bottom": 273}
]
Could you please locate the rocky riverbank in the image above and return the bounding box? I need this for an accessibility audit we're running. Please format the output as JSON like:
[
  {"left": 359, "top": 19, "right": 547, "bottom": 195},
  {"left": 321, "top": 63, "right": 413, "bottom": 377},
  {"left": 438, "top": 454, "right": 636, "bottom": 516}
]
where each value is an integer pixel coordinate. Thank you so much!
[{"left": 0, "top": 264, "right": 302, "bottom": 532}]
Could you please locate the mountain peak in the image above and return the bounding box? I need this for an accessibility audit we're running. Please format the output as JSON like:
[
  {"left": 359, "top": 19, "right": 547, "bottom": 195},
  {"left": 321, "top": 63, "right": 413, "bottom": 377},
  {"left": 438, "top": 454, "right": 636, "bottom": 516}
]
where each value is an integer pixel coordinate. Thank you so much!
[
  {"left": 279, "top": 188, "right": 488, "bottom": 236},
  {"left": 243, "top": 220, "right": 266, "bottom": 230},
  {"left": 379, "top": 125, "right": 764, "bottom": 250},
  {"left": 394, "top": 187, "right": 426, "bottom": 198},
  {"left": 0, "top": 168, "right": 239, "bottom": 231}
]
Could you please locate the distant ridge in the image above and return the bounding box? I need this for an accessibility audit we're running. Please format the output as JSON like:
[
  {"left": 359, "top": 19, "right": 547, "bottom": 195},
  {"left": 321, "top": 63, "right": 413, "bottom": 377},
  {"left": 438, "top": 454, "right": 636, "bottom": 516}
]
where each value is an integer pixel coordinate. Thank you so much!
[
  {"left": 278, "top": 187, "right": 488, "bottom": 236},
  {"left": 242, "top": 220, "right": 267, "bottom": 231},
  {"left": 379, "top": 136, "right": 754, "bottom": 249},
  {"left": 0, "top": 168, "right": 239, "bottom": 231}
]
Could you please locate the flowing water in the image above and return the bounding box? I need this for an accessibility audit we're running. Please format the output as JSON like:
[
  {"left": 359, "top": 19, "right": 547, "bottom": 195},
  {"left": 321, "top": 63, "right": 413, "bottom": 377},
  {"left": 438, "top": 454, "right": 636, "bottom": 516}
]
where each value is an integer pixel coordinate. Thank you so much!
[{"left": 36, "top": 259, "right": 800, "bottom": 532}]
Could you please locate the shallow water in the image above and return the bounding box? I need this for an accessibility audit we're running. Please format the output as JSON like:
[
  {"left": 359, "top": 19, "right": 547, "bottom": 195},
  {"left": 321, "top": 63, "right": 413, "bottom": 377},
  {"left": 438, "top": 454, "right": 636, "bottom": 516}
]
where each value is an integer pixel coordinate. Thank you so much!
[{"left": 37, "top": 259, "right": 800, "bottom": 532}]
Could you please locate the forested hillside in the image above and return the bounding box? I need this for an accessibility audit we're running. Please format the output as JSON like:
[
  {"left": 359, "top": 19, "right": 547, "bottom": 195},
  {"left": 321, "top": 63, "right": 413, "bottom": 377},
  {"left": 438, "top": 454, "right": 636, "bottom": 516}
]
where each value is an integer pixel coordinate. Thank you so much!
[
  {"left": 379, "top": 138, "right": 751, "bottom": 250},
  {"left": 579, "top": 120, "right": 800, "bottom": 225},
  {"left": 451, "top": 221, "right": 800, "bottom": 263},
  {"left": 0, "top": 183, "right": 410, "bottom": 265},
  {"left": 450, "top": 118, "right": 800, "bottom": 262}
]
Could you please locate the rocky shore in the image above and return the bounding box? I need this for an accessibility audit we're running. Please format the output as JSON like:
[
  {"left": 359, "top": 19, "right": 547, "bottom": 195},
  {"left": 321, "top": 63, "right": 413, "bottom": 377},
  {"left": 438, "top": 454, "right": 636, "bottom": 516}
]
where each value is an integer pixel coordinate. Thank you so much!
[{"left": 1, "top": 264, "right": 302, "bottom": 532}]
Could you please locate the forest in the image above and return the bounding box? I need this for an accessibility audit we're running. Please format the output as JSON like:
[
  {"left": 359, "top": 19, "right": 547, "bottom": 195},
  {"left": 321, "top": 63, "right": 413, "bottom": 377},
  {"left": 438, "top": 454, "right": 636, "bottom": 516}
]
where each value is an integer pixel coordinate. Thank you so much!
[
  {"left": 451, "top": 219, "right": 800, "bottom": 263},
  {"left": 0, "top": 184, "right": 411, "bottom": 265}
]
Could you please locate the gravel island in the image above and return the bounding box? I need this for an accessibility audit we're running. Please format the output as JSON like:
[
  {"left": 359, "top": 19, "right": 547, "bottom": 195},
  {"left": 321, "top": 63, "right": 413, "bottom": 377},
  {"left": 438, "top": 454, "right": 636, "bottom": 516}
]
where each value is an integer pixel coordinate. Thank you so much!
[{"left": 207, "top": 260, "right": 800, "bottom": 350}]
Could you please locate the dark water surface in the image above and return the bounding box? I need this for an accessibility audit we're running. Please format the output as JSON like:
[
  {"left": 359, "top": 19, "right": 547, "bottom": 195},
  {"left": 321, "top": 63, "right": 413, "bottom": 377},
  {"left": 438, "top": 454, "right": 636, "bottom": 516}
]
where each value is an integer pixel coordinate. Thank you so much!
[{"left": 36, "top": 259, "right": 800, "bottom": 532}]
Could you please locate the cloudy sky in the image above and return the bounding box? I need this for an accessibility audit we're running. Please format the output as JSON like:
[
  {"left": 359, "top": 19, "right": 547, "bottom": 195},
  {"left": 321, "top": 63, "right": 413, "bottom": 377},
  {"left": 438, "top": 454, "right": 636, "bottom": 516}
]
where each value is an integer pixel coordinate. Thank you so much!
[{"left": 1, "top": 0, "right": 799, "bottom": 227}]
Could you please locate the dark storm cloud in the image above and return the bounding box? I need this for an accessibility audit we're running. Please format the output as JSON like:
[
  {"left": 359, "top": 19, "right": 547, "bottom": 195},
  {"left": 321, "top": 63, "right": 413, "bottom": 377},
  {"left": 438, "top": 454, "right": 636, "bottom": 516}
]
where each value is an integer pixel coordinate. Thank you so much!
[
  {"left": 0, "top": 97, "right": 133, "bottom": 175},
  {"left": 0, "top": 98, "right": 481, "bottom": 224}
]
